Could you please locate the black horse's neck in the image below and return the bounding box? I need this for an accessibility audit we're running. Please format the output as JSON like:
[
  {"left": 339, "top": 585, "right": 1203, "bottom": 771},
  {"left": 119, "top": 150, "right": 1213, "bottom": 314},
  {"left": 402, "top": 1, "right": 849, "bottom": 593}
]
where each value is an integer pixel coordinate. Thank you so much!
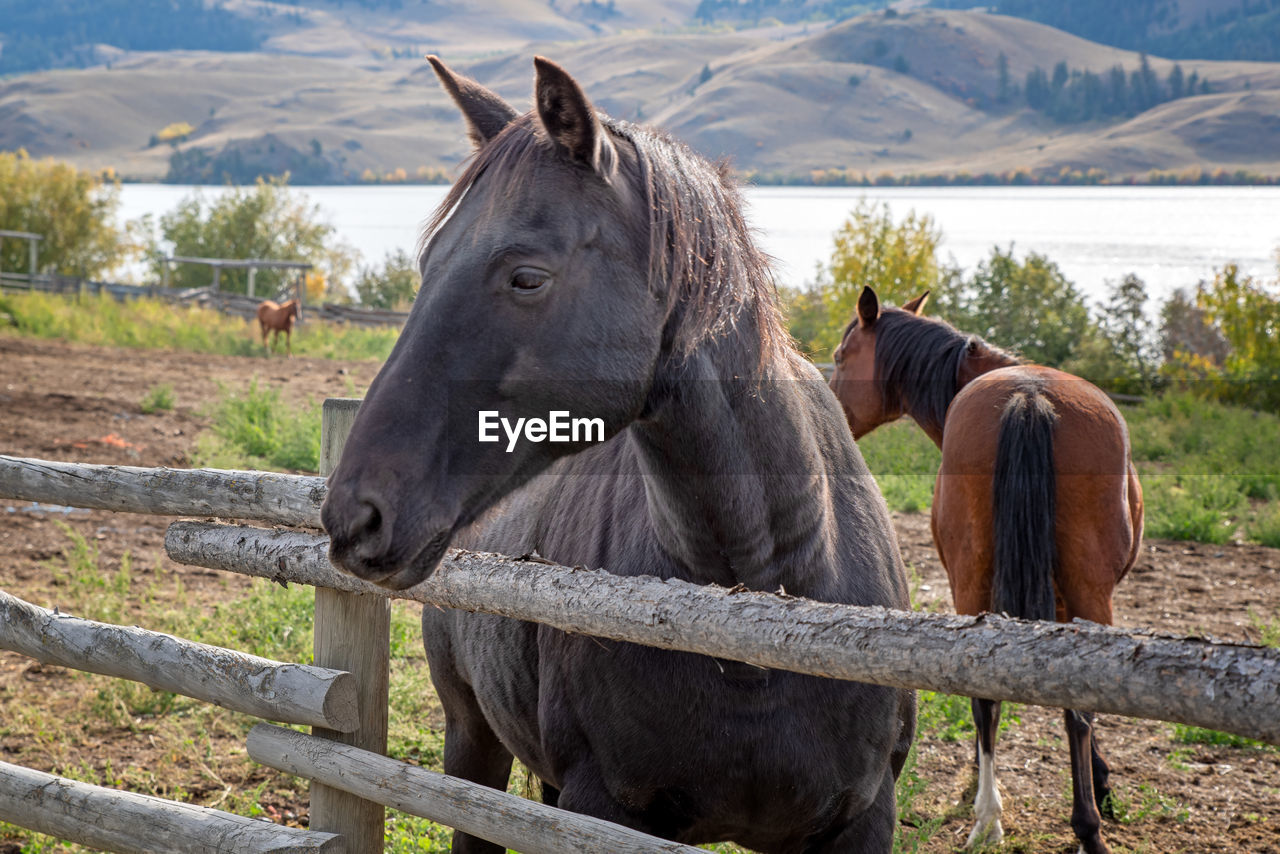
[{"left": 630, "top": 336, "right": 837, "bottom": 597}]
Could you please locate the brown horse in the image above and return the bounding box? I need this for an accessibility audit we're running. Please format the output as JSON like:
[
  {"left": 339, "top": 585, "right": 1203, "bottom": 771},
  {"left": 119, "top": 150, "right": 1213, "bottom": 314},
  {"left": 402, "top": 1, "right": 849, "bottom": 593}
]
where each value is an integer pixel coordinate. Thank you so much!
[
  {"left": 256, "top": 298, "right": 300, "bottom": 356},
  {"left": 829, "top": 286, "right": 1143, "bottom": 854}
]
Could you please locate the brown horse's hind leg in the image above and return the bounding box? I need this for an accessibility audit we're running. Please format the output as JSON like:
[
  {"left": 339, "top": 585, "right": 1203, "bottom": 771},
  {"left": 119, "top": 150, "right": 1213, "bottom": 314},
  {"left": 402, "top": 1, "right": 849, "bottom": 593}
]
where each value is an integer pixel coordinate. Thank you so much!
[
  {"left": 967, "top": 697, "right": 1004, "bottom": 848},
  {"left": 1065, "top": 709, "right": 1111, "bottom": 854}
]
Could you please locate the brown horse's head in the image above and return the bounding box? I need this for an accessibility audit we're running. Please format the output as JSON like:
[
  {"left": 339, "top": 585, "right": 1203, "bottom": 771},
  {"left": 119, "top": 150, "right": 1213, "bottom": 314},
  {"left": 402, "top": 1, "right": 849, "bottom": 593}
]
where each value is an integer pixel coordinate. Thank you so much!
[
  {"left": 322, "top": 57, "right": 678, "bottom": 589},
  {"left": 829, "top": 287, "right": 929, "bottom": 439}
]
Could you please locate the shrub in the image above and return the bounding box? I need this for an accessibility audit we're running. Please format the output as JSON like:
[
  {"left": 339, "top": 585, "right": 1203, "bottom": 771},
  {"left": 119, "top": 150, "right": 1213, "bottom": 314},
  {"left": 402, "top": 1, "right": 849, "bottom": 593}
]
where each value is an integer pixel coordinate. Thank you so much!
[{"left": 140, "top": 383, "right": 175, "bottom": 413}]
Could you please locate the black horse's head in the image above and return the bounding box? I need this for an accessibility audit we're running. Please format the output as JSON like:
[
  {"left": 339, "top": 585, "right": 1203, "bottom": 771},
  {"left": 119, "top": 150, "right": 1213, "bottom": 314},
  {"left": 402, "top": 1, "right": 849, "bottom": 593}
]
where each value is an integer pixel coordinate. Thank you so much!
[{"left": 322, "top": 57, "right": 666, "bottom": 588}]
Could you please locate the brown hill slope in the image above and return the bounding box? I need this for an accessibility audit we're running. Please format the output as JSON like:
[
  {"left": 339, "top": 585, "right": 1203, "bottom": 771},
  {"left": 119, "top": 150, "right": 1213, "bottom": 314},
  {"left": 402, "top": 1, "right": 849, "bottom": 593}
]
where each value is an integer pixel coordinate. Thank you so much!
[{"left": 2, "top": 8, "right": 1278, "bottom": 181}]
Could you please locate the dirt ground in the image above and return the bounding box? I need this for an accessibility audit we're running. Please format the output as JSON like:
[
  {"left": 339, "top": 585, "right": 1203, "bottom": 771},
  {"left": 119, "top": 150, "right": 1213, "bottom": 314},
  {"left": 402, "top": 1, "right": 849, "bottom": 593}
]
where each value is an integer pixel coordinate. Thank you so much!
[{"left": 1, "top": 334, "right": 1278, "bottom": 853}]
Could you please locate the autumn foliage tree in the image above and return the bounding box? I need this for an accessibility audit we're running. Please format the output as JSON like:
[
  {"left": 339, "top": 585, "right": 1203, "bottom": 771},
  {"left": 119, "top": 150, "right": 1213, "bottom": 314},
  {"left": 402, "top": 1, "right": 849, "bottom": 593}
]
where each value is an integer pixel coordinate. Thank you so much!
[
  {"left": 785, "top": 200, "right": 951, "bottom": 358},
  {"left": 0, "top": 149, "right": 129, "bottom": 278}
]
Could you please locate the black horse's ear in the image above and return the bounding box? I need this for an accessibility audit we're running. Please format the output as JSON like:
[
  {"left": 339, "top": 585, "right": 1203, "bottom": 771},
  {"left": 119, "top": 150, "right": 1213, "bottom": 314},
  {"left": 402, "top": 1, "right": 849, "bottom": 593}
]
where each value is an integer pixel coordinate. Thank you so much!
[
  {"left": 902, "top": 290, "right": 930, "bottom": 315},
  {"left": 533, "top": 56, "right": 615, "bottom": 174},
  {"left": 428, "top": 55, "right": 518, "bottom": 148},
  {"left": 857, "top": 286, "right": 881, "bottom": 326}
]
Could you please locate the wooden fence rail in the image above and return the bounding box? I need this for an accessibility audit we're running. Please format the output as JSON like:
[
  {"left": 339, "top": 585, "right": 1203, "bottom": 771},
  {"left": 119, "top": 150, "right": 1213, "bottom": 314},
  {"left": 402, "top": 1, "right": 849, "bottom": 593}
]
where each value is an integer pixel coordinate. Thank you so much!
[
  {"left": 0, "top": 590, "right": 358, "bottom": 731},
  {"left": 165, "top": 520, "right": 1280, "bottom": 746},
  {"left": 0, "top": 760, "right": 341, "bottom": 854},
  {"left": 0, "top": 455, "right": 324, "bottom": 527},
  {"left": 248, "top": 724, "right": 701, "bottom": 854}
]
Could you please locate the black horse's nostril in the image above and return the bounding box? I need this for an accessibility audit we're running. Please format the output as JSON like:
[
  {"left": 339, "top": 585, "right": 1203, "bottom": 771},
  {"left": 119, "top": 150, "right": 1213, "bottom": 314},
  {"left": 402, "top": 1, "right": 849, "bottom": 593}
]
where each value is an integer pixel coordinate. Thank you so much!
[{"left": 323, "top": 487, "right": 398, "bottom": 575}]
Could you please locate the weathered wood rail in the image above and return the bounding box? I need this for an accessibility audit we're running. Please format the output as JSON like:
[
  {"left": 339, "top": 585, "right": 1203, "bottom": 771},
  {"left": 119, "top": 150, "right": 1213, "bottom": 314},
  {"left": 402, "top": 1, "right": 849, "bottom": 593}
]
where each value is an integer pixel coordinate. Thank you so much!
[
  {"left": 0, "top": 590, "right": 357, "bottom": 731},
  {"left": 248, "top": 724, "right": 701, "bottom": 854},
  {"left": 165, "top": 520, "right": 1280, "bottom": 746},
  {"left": 0, "top": 760, "right": 341, "bottom": 853}
]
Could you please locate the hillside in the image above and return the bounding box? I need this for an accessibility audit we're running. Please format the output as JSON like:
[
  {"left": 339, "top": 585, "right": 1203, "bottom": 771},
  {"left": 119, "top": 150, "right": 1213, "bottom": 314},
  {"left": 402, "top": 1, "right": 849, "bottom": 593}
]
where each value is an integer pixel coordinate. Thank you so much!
[
  {"left": 3, "top": 8, "right": 1280, "bottom": 182},
  {"left": 931, "top": 0, "right": 1280, "bottom": 62}
]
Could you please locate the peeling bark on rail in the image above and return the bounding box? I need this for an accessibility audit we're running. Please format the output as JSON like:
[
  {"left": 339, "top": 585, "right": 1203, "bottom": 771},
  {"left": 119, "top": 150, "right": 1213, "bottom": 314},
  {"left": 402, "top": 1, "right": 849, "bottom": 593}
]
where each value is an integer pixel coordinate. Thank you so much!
[
  {"left": 0, "top": 455, "right": 324, "bottom": 527},
  {"left": 0, "top": 590, "right": 358, "bottom": 732},
  {"left": 166, "top": 521, "right": 1280, "bottom": 745},
  {"left": 249, "top": 723, "right": 700, "bottom": 854},
  {"left": 0, "top": 759, "right": 341, "bottom": 853}
]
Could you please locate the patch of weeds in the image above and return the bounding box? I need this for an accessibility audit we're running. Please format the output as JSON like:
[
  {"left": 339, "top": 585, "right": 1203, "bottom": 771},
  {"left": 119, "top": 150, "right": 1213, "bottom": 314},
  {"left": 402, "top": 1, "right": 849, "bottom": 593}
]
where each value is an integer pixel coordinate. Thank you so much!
[
  {"left": 140, "top": 382, "right": 175, "bottom": 413},
  {"left": 1166, "top": 746, "right": 1197, "bottom": 771},
  {"left": 894, "top": 742, "right": 945, "bottom": 853},
  {"left": 1142, "top": 475, "right": 1242, "bottom": 543},
  {"left": 857, "top": 420, "right": 940, "bottom": 513},
  {"left": 1170, "top": 724, "right": 1275, "bottom": 751},
  {"left": 191, "top": 580, "right": 316, "bottom": 662},
  {"left": 43, "top": 522, "right": 133, "bottom": 624},
  {"left": 1249, "top": 608, "right": 1280, "bottom": 647},
  {"left": 1106, "top": 783, "right": 1190, "bottom": 825},
  {"left": 917, "top": 692, "right": 1022, "bottom": 743},
  {"left": 385, "top": 811, "right": 454, "bottom": 853},
  {"left": 192, "top": 378, "right": 321, "bottom": 473},
  {"left": 1249, "top": 503, "right": 1280, "bottom": 547}
]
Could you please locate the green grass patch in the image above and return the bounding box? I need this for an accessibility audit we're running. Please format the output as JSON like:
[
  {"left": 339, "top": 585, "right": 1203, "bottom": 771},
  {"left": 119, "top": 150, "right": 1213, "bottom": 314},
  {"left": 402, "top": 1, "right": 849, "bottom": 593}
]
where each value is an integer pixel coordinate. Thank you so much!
[
  {"left": 855, "top": 419, "right": 939, "bottom": 514},
  {"left": 192, "top": 378, "right": 321, "bottom": 472},
  {"left": 1141, "top": 475, "right": 1244, "bottom": 544},
  {"left": 0, "top": 290, "right": 399, "bottom": 361},
  {"left": 1249, "top": 503, "right": 1280, "bottom": 548},
  {"left": 1105, "top": 783, "right": 1190, "bottom": 825},
  {"left": 140, "top": 382, "right": 175, "bottom": 413},
  {"left": 1170, "top": 724, "right": 1275, "bottom": 751}
]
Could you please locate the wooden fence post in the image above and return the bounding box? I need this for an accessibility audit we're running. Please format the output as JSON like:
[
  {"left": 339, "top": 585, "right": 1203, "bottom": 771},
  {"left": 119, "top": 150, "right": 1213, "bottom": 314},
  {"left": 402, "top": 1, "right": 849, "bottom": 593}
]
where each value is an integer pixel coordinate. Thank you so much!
[{"left": 312, "top": 398, "right": 388, "bottom": 852}]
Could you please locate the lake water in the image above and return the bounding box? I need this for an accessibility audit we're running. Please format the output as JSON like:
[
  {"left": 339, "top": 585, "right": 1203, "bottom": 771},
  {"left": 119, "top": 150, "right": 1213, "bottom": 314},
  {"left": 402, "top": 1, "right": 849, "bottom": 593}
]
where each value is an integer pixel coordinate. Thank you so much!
[{"left": 118, "top": 184, "right": 1280, "bottom": 305}]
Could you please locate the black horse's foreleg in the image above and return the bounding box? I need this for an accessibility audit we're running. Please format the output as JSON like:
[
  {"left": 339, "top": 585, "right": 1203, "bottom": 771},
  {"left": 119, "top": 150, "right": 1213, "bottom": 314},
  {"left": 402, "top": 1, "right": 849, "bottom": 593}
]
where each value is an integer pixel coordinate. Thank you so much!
[
  {"left": 1065, "top": 709, "right": 1111, "bottom": 854},
  {"left": 966, "top": 697, "right": 1003, "bottom": 848},
  {"left": 441, "top": 710, "right": 515, "bottom": 854},
  {"left": 808, "top": 766, "right": 896, "bottom": 854}
]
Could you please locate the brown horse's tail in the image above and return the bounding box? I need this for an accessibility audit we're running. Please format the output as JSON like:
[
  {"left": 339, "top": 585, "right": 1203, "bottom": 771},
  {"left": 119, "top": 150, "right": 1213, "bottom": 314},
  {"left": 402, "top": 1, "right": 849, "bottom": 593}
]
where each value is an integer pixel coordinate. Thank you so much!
[{"left": 991, "top": 389, "right": 1059, "bottom": 621}]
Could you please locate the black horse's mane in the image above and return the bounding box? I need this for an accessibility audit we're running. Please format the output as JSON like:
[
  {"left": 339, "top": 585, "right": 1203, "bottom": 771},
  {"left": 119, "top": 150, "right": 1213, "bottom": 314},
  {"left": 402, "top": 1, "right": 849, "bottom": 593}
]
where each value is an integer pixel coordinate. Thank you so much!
[
  {"left": 421, "top": 112, "right": 788, "bottom": 366},
  {"left": 873, "top": 308, "right": 1020, "bottom": 436}
]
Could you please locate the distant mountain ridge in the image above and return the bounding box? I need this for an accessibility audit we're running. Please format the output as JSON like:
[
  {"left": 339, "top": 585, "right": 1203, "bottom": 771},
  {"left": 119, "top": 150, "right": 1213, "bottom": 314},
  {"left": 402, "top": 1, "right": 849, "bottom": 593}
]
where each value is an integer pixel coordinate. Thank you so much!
[
  {"left": 929, "top": 0, "right": 1280, "bottom": 61},
  {"left": 2, "top": 7, "right": 1279, "bottom": 183}
]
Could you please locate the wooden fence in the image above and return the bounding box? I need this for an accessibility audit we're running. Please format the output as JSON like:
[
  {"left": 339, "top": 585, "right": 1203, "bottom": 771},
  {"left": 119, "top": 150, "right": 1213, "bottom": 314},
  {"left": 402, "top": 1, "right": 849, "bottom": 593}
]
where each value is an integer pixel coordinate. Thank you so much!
[
  {"left": 1, "top": 273, "right": 408, "bottom": 328},
  {"left": 1, "top": 399, "right": 1279, "bottom": 852}
]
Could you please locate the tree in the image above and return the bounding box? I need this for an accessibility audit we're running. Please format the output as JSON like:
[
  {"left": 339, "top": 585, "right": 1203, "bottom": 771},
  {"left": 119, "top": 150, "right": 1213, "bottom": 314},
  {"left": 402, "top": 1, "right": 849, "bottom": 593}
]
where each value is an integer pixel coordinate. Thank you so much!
[
  {"left": 996, "top": 51, "right": 1012, "bottom": 102},
  {"left": 1193, "top": 264, "right": 1280, "bottom": 410},
  {"left": 354, "top": 248, "right": 420, "bottom": 309},
  {"left": 0, "top": 149, "right": 129, "bottom": 278},
  {"left": 948, "top": 246, "right": 1089, "bottom": 367},
  {"left": 1167, "top": 63, "right": 1186, "bottom": 100},
  {"left": 1066, "top": 273, "right": 1159, "bottom": 393},
  {"left": 149, "top": 177, "right": 355, "bottom": 298},
  {"left": 800, "top": 200, "right": 952, "bottom": 357}
]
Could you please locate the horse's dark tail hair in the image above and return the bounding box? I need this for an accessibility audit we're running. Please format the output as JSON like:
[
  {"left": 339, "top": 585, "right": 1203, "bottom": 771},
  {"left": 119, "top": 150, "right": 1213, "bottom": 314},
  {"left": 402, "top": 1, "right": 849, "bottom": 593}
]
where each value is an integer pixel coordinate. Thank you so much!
[{"left": 992, "top": 389, "right": 1059, "bottom": 621}]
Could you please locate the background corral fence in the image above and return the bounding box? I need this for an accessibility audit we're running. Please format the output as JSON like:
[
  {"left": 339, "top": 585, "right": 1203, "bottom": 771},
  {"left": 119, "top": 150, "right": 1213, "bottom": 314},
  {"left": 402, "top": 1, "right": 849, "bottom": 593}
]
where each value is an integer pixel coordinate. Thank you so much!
[
  {"left": 1, "top": 398, "right": 1279, "bottom": 852},
  {"left": 1, "top": 247, "right": 408, "bottom": 329}
]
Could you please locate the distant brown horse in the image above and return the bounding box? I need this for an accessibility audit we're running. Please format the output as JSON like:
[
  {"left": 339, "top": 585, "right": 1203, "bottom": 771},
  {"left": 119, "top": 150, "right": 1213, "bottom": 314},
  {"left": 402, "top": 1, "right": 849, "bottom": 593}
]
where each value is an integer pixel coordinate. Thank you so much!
[
  {"left": 256, "top": 299, "right": 299, "bottom": 356},
  {"left": 829, "top": 287, "right": 1144, "bottom": 854}
]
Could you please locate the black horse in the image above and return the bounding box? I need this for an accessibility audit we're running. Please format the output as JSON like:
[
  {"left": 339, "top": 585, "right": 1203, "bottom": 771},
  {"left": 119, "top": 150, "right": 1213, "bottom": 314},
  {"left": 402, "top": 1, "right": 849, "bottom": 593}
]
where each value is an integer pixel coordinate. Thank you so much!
[{"left": 322, "top": 56, "right": 915, "bottom": 853}]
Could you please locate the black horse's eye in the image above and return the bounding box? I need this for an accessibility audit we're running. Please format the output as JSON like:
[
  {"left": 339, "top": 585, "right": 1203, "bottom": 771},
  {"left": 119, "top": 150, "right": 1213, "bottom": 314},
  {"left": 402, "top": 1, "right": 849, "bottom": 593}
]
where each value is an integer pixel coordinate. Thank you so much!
[{"left": 511, "top": 267, "right": 551, "bottom": 293}]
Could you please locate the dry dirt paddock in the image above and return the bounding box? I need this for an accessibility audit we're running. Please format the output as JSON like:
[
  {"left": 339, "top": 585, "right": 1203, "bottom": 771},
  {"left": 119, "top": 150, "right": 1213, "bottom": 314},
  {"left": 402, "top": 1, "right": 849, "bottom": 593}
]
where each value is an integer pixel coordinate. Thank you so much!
[{"left": 1, "top": 334, "right": 1278, "bottom": 853}]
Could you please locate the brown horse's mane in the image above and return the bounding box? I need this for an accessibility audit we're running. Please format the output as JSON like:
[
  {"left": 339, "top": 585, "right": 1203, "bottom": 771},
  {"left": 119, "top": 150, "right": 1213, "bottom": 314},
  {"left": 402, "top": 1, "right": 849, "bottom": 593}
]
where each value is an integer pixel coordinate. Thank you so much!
[
  {"left": 874, "top": 308, "right": 1021, "bottom": 437},
  {"left": 420, "top": 113, "right": 788, "bottom": 367}
]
